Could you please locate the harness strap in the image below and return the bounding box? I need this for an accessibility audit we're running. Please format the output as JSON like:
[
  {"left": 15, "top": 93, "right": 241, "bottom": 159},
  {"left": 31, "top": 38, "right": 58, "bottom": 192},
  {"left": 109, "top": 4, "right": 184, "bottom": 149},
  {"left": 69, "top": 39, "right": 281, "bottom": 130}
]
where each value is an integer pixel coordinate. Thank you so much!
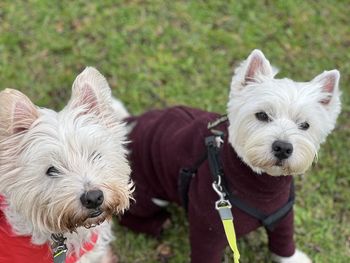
[
  {"left": 260, "top": 182, "right": 295, "bottom": 230},
  {"left": 226, "top": 187, "right": 266, "bottom": 220},
  {"left": 177, "top": 116, "right": 295, "bottom": 263},
  {"left": 205, "top": 136, "right": 224, "bottom": 181},
  {"left": 178, "top": 152, "right": 207, "bottom": 212},
  {"left": 206, "top": 134, "right": 295, "bottom": 231},
  {"left": 178, "top": 115, "right": 227, "bottom": 212},
  {"left": 208, "top": 135, "right": 240, "bottom": 262},
  {"left": 226, "top": 181, "right": 295, "bottom": 231},
  {"left": 179, "top": 135, "right": 295, "bottom": 229}
]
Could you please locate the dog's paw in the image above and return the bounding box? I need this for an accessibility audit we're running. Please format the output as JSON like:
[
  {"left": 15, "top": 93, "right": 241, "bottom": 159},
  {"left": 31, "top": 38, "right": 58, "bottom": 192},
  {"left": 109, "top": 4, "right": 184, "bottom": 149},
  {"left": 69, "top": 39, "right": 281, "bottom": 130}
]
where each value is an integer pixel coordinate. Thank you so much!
[{"left": 271, "top": 249, "right": 312, "bottom": 263}]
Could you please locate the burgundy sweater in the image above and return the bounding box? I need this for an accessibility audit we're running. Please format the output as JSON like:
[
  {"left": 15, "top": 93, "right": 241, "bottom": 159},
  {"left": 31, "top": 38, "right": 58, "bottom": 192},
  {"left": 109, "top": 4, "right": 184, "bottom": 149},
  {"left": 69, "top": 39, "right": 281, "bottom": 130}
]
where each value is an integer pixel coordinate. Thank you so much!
[{"left": 121, "top": 106, "right": 295, "bottom": 262}]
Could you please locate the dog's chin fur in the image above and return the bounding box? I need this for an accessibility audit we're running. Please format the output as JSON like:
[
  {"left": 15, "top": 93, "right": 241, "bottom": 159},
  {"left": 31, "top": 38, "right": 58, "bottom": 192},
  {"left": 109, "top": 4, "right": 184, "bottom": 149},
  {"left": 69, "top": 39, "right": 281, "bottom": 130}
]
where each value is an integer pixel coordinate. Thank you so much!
[
  {"left": 0, "top": 67, "right": 133, "bottom": 261},
  {"left": 227, "top": 49, "right": 341, "bottom": 177}
]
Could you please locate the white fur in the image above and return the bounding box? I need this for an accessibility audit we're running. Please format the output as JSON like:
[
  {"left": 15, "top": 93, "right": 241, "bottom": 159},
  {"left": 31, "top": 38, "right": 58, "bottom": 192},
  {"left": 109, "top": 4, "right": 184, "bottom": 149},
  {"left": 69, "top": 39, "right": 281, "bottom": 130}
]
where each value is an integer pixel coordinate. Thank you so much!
[
  {"left": 272, "top": 249, "right": 312, "bottom": 263},
  {"left": 0, "top": 67, "right": 133, "bottom": 262},
  {"left": 152, "top": 198, "right": 170, "bottom": 207},
  {"left": 228, "top": 49, "right": 341, "bottom": 176},
  {"left": 111, "top": 97, "right": 130, "bottom": 120}
]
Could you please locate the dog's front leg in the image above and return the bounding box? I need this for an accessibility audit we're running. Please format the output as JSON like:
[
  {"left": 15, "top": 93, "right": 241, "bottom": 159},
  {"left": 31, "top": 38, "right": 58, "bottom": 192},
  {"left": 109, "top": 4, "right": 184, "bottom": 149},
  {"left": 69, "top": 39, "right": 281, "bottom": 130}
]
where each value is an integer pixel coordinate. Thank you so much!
[
  {"left": 267, "top": 210, "right": 312, "bottom": 263},
  {"left": 188, "top": 204, "right": 227, "bottom": 263}
]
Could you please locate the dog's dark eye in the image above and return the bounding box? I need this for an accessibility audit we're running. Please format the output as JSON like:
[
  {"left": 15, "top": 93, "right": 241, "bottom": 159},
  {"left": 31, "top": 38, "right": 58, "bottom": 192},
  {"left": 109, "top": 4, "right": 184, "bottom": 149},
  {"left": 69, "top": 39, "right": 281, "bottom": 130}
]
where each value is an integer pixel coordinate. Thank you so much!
[
  {"left": 91, "top": 151, "right": 102, "bottom": 162},
  {"left": 299, "top": 122, "right": 310, "bottom": 130},
  {"left": 46, "top": 166, "right": 60, "bottom": 177},
  {"left": 255, "top": 112, "right": 270, "bottom": 122}
]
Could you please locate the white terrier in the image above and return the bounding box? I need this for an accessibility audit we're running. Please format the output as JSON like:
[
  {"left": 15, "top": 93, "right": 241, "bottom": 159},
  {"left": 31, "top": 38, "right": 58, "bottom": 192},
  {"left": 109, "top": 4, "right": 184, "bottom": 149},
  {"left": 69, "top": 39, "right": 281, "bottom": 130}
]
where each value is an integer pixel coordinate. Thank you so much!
[
  {"left": 228, "top": 50, "right": 341, "bottom": 177},
  {"left": 0, "top": 68, "right": 133, "bottom": 263},
  {"left": 116, "top": 50, "right": 341, "bottom": 263},
  {"left": 228, "top": 50, "right": 341, "bottom": 262}
]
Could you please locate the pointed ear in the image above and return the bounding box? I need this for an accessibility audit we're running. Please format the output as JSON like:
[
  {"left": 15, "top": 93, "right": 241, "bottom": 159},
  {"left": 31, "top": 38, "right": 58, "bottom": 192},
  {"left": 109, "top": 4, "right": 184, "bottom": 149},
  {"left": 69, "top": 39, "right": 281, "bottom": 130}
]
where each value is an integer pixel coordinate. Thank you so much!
[
  {"left": 311, "top": 70, "right": 340, "bottom": 105},
  {"left": 244, "top": 49, "right": 274, "bottom": 83},
  {"left": 231, "top": 50, "right": 275, "bottom": 93},
  {"left": 0, "top": 89, "right": 39, "bottom": 137},
  {"left": 69, "top": 67, "right": 112, "bottom": 115}
]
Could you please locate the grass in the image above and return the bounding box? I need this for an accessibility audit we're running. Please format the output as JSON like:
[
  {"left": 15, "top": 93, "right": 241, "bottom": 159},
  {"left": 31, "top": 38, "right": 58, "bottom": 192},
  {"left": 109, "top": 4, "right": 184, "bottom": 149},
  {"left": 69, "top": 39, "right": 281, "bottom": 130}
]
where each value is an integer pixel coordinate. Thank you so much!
[{"left": 1, "top": 0, "right": 349, "bottom": 262}]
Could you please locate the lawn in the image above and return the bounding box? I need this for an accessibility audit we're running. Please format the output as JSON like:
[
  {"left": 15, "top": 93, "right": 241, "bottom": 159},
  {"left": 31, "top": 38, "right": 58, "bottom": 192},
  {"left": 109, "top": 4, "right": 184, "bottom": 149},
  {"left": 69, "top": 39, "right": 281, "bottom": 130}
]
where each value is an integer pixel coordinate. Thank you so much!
[{"left": 0, "top": 1, "right": 349, "bottom": 262}]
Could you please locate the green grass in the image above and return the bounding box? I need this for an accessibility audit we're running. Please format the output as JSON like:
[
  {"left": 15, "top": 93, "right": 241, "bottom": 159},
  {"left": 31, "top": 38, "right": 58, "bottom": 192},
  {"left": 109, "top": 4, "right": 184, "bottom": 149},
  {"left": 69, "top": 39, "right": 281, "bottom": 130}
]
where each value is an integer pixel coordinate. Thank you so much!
[{"left": 1, "top": 0, "right": 349, "bottom": 262}]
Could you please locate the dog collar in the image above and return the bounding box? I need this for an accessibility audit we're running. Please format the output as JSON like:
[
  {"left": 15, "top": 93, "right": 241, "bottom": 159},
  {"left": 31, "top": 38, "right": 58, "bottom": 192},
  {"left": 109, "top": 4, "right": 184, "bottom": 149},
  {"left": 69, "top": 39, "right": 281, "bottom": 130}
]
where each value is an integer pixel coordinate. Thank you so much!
[{"left": 65, "top": 232, "right": 99, "bottom": 263}]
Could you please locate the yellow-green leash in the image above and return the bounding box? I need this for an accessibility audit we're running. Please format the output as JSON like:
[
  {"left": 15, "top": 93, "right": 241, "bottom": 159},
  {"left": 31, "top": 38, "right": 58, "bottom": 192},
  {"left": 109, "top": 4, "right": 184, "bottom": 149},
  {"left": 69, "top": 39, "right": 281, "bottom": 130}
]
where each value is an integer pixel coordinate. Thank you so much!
[
  {"left": 213, "top": 178, "right": 240, "bottom": 263},
  {"left": 204, "top": 131, "right": 240, "bottom": 262}
]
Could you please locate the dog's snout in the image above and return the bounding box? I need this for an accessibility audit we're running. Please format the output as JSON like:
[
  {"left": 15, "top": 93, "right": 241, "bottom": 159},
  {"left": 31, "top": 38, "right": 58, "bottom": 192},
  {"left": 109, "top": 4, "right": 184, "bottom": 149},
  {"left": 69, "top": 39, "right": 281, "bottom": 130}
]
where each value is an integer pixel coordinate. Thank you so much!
[
  {"left": 80, "top": 190, "right": 104, "bottom": 209},
  {"left": 272, "top": 141, "right": 293, "bottom": 160}
]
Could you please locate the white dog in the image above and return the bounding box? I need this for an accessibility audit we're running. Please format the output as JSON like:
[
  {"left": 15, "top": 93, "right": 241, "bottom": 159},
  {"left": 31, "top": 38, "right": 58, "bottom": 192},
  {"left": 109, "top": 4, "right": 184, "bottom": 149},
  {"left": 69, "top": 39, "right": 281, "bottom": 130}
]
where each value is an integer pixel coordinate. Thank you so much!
[
  {"left": 228, "top": 50, "right": 341, "bottom": 177},
  {"left": 0, "top": 68, "right": 133, "bottom": 263},
  {"left": 116, "top": 50, "right": 341, "bottom": 263}
]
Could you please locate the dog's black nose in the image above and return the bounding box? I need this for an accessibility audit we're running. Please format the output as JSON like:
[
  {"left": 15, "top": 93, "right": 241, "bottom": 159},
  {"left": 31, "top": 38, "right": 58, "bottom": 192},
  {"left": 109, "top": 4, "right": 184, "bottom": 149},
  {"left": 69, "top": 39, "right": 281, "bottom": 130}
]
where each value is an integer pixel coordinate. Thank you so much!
[
  {"left": 272, "top": 141, "right": 293, "bottom": 160},
  {"left": 80, "top": 190, "right": 104, "bottom": 209}
]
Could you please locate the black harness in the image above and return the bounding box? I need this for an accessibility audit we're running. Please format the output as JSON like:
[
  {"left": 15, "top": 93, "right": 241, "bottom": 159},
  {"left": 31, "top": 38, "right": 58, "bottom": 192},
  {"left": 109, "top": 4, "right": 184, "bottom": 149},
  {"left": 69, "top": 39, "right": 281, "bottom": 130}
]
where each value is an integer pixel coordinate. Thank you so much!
[{"left": 178, "top": 116, "right": 295, "bottom": 231}]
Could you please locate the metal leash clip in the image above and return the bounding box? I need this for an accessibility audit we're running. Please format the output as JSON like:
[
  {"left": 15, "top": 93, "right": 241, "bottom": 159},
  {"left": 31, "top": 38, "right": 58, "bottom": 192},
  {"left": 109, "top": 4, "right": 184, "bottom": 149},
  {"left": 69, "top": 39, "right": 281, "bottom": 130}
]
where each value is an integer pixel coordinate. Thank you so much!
[
  {"left": 212, "top": 175, "right": 232, "bottom": 211},
  {"left": 51, "top": 233, "right": 68, "bottom": 263}
]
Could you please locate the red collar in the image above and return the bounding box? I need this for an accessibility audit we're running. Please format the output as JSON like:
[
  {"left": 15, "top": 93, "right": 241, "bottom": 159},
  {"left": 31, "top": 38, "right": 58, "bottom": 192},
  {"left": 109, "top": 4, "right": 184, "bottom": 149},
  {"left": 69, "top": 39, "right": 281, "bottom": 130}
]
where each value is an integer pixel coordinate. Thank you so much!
[
  {"left": 66, "top": 232, "right": 98, "bottom": 263},
  {"left": 0, "top": 195, "right": 98, "bottom": 263}
]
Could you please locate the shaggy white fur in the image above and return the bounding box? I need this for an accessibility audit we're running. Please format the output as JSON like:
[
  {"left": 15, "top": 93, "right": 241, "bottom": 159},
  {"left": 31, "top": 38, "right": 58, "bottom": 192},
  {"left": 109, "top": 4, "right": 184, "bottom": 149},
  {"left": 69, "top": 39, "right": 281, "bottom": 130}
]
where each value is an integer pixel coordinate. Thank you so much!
[
  {"left": 228, "top": 49, "right": 341, "bottom": 176},
  {"left": 0, "top": 67, "right": 133, "bottom": 262},
  {"left": 272, "top": 249, "right": 312, "bottom": 263}
]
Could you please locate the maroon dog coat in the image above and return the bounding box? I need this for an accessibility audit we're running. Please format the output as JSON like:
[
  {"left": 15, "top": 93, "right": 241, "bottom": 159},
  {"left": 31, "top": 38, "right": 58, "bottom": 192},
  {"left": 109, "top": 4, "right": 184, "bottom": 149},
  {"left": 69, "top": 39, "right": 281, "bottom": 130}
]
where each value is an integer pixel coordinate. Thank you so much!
[{"left": 120, "top": 106, "right": 295, "bottom": 263}]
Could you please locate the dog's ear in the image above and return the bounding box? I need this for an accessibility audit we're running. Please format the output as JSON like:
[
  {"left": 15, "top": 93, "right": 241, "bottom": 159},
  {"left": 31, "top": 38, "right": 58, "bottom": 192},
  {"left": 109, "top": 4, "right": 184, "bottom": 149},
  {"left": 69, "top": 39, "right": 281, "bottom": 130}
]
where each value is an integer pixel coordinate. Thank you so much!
[
  {"left": 244, "top": 49, "right": 274, "bottom": 83},
  {"left": 311, "top": 70, "right": 340, "bottom": 105},
  {"left": 231, "top": 50, "right": 275, "bottom": 92},
  {"left": 0, "top": 89, "right": 39, "bottom": 138},
  {"left": 69, "top": 67, "right": 112, "bottom": 115}
]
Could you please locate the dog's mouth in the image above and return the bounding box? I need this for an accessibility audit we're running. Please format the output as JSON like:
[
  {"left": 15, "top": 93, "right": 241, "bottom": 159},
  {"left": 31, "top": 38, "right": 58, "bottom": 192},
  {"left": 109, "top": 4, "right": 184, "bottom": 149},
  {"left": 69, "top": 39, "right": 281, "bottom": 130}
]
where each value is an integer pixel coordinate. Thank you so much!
[
  {"left": 270, "top": 160, "right": 294, "bottom": 176},
  {"left": 82, "top": 210, "right": 108, "bottom": 229},
  {"left": 275, "top": 160, "right": 283, "bottom": 167},
  {"left": 88, "top": 209, "right": 103, "bottom": 218}
]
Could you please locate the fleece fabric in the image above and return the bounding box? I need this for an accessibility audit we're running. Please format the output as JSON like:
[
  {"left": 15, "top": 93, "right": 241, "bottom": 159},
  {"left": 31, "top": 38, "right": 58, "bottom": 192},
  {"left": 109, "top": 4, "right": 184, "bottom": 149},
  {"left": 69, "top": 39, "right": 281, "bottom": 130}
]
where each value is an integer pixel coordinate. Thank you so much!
[{"left": 120, "top": 106, "right": 295, "bottom": 263}]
